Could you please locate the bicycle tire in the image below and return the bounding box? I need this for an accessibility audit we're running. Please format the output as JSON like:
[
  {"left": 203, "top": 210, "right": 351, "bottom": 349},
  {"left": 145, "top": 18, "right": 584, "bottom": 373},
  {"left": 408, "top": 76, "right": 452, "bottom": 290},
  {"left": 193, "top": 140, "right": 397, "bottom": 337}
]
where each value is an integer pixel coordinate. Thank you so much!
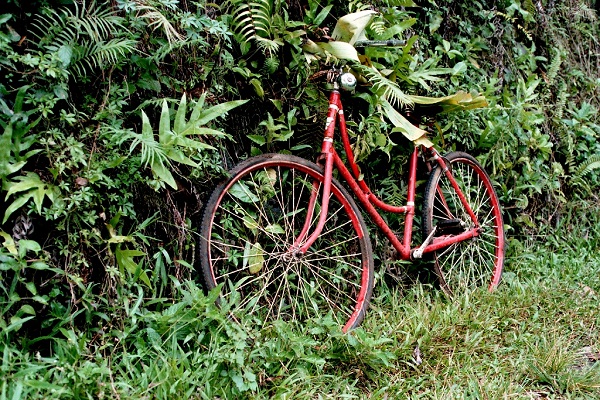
[
  {"left": 422, "top": 151, "right": 505, "bottom": 296},
  {"left": 198, "top": 154, "right": 374, "bottom": 332}
]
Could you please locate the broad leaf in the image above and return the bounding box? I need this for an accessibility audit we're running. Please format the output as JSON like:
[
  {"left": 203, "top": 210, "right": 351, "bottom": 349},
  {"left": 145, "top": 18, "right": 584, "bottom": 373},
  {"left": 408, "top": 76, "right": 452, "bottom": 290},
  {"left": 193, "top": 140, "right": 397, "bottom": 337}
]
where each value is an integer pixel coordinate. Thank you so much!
[
  {"left": 165, "top": 148, "right": 198, "bottom": 167},
  {"left": 265, "top": 224, "right": 285, "bottom": 234},
  {"left": 115, "top": 246, "right": 150, "bottom": 287},
  {"left": 230, "top": 182, "right": 259, "bottom": 203},
  {"left": 158, "top": 100, "right": 172, "bottom": 144},
  {"left": 380, "top": 98, "right": 433, "bottom": 147},
  {"left": 3, "top": 173, "right": 56, "bottom": 223},
  {"left": 174, "top": 93, "right": 187, "bottom": 133},
  {"left": 0, "top": 231, "right": 17, "bottom": 255},
  {"left": 151, "top": 159, "right": 177, "bottom": 189},
  {"left": 244, "top": 242, "right": 264, "bottom": 274},
  {"left": 192, "top": 99, "right": 249, "bottom": 128},
  {"left": 331, "top": 10, "right": 377, "bottom": 44},
  {"left": 173, "top": 135, "right": 216, "bottom": 150},
  {"left": 407, "top": 91, "right": 488, "bottom": 113}
]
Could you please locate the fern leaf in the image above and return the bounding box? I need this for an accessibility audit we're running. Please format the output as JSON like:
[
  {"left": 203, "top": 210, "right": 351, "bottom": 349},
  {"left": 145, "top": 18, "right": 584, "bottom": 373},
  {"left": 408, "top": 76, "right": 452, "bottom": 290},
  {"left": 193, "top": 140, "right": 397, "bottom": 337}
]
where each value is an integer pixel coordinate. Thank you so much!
[
  {"left": 554, "top": 81, "right": 568, "bottom": 120},
  {"left": 546, "top": 47, "right": 563, "bottom": 85},
  {"left": 31, "top": 1, "right": 136, "bottom": 77},
  {"left": 370, "top": 20, "right": 386, "bottom": 37},
  {"left": 574, "top": 155, "right": 600, "bottom": 180},
  {"left": 354, "top": 64, "right": 413, "bottom": 107},
  {"left": 232, "top": 0, "right": 280, "bottom": 55},
  {"left": 136, "top": 6, "right": 185, "bottom": 44},
  {"left": 71, "top": 38, "right": 137, "bottom": 77},
  {"left": 233, "top": 5, "right": 256, "bottom": 43}
]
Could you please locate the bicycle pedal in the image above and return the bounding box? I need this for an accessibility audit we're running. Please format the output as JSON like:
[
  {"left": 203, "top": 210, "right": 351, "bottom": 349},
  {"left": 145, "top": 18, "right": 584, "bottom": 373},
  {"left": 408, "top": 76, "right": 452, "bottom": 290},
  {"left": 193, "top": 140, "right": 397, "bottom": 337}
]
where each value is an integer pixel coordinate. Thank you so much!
[{"left": 436, "top": 219, "right": 465, "bottom": 235}]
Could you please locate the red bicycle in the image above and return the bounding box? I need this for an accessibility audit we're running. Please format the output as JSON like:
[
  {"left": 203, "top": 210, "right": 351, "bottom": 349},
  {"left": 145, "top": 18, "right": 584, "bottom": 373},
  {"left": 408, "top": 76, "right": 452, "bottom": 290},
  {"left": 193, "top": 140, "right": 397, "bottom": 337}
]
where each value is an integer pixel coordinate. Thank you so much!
[{"left": 198, "top": 60, "right": 505, "bottom": 332}]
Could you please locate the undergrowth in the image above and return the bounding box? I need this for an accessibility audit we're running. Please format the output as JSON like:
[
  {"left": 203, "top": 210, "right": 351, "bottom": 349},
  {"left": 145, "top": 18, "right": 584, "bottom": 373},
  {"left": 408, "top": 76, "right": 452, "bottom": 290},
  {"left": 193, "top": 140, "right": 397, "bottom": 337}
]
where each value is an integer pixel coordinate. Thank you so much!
[
  {"left": 3, "top": 204, "right": 600, "bottom": 399},
  {"left": 1, "top": 0, "right": 600, "bottom": 398}
]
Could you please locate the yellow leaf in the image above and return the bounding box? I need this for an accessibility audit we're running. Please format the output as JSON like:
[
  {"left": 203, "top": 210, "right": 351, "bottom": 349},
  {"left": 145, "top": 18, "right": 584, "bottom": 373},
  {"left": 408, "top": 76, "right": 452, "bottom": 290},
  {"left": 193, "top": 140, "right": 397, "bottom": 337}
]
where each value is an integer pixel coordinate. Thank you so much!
[
  {"left": 244, "top": 242, "right": 264, "bottom": 274},
  {"left": 0, "top": 231, "right": 17, "bottom": 255},
  {"left": 331, "top": 10, "right": 377, "bottom": 44},
  {"left": 407, "top": 91, "right": 488, "bottom": 113},
  {"left": 381, "top": 99, "right": 433, "bottom": 147}
]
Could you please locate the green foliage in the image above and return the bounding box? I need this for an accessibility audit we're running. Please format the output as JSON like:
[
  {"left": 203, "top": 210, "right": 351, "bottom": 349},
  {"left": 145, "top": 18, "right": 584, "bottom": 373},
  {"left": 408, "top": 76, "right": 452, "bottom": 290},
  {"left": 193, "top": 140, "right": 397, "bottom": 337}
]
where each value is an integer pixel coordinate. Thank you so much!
[
  {"left": 405, "top": 0, "right": 600, "bottom": 234},
  {"left": 30, "top": 1, "right": 136, "bottom": 79},
  {"left": 3, "top": 172, "right": 58, "bottom": 223},
  {"left": 3, "top": 229, "right": 600, "bottom": 397},
  {"left": 248, "top": 105, "right": 297, "bottom": 153},
  {"left": 130, "top": 94, "right": 247, "bottom": 189},
  {"left": 231, "top": 0, "right": 305, "bottom": 56},
  {"left": 0, "top": 88, "right": 41, "bottom": 186},
  {"left": 1, "top": 0, "right": 600, "bottom": 396},
  {"left": 0, "top": 0, "right": 245, "bottom": 370}
]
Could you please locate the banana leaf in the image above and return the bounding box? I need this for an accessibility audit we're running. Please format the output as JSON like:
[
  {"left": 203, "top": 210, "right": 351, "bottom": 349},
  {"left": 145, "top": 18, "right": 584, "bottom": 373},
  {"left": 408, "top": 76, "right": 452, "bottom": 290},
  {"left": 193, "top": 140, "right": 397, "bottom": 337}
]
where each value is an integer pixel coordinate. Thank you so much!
[
  {"left": 380, "top": 98, "right": 433, "bottom": 147},
  {"left": 407, "top": 91, "right": 488, "bottom": 113},
  {"left": 302, "top": 10, "right": 376, "bottom": 62},
  {"left": 330, "top": 10, "right": 377, "bottom": 45},
  {"left": 302, "top": 39, "right": 359, "bottom": 62}
]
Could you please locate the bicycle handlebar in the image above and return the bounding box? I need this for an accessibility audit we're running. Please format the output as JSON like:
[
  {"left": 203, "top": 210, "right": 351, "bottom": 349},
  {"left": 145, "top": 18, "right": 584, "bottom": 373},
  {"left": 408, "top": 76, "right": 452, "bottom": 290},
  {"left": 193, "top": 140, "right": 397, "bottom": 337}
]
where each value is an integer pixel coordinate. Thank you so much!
[{"left": 353, "top": 39, "right": 406, "bottom": 48}]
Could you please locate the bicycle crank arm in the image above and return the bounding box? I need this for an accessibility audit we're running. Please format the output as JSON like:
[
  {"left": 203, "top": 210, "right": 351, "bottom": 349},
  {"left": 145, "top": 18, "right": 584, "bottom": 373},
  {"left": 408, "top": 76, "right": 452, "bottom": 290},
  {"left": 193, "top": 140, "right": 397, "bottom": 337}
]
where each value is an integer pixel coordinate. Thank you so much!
[
  {"left": 412, "top": 227, "right": 437, "bottom": 259},
  {"left": 412, "top": 228, "right": 479, "bottom": 259}
]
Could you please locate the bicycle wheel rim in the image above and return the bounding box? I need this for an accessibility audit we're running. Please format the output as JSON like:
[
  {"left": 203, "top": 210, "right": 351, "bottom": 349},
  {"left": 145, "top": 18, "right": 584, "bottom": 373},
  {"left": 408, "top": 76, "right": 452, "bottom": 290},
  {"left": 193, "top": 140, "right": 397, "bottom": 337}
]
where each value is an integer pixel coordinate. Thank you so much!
[
  {"left": 424, "top": 152, "right": 505, "bottom": 295},
  {"left": 200, "top": 154, "right": 373, "bottom": 332}
]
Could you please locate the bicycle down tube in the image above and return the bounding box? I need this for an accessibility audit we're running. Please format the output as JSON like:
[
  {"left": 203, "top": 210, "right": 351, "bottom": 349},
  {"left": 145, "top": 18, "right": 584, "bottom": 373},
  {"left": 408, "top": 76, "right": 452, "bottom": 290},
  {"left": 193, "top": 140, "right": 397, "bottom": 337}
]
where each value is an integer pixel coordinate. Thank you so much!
[{"left": 294, "top": 85, "right": 481, "bottom": 259}]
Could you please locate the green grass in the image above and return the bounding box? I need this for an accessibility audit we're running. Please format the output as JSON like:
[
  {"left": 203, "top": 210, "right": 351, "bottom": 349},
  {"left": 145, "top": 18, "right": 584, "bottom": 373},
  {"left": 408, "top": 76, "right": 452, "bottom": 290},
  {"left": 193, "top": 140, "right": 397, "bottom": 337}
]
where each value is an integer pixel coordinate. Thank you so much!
[{"left": 2, "top": 232, "right": 600, "bottom": 399}]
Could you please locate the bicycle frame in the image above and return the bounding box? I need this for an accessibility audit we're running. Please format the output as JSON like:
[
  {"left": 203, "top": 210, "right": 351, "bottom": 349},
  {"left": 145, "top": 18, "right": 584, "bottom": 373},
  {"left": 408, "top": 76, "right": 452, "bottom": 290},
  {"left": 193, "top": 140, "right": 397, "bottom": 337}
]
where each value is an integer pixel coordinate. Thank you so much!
[{"left": 293, "top": 84, "right": 482, "bottom": 260}]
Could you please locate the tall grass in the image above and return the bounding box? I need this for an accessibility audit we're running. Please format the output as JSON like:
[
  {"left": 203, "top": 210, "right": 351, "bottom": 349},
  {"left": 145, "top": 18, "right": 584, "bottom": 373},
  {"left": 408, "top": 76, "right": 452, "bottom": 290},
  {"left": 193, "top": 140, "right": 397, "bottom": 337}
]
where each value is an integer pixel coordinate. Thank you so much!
[{"left": 2, "top": 206, "right": 600, "bottom": 399}]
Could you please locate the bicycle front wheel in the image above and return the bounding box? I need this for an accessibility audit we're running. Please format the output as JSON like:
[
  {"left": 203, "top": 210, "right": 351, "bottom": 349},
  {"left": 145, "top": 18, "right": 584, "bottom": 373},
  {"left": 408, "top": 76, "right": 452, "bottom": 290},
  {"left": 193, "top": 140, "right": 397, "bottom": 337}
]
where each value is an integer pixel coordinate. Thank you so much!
[
  {"left": 199, "top": 154, "right": 374, "bottom": 332},
  {"left": 423, "top": 151, "right": 505, "bottom": 296}
]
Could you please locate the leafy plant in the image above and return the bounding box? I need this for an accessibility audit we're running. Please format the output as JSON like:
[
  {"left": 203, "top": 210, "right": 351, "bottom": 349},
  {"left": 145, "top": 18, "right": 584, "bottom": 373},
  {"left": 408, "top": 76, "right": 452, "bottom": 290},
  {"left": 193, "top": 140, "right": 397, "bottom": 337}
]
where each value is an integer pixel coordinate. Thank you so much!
[
  {"left": 30, "top": 1, "right": 137, "bottom": 79},
  {"left": 0, "top": 89, "right": 41, "bottom": 187},
  {"left": 231, "top": 0, "right": 304, "bottom": 56},
  {"left": 2, "top": 172, "right": 59, "bottom": 223},
  {"left": 129, "top": 94, "right": 248, "bottom": 189}
]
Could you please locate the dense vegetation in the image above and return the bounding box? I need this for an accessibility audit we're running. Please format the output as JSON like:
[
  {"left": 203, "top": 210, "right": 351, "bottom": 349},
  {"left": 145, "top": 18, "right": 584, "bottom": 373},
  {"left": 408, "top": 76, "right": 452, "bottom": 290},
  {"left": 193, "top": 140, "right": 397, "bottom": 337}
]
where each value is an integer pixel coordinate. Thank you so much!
[{"left": 1, "top": 0, "right": 599, "bottom": 397}]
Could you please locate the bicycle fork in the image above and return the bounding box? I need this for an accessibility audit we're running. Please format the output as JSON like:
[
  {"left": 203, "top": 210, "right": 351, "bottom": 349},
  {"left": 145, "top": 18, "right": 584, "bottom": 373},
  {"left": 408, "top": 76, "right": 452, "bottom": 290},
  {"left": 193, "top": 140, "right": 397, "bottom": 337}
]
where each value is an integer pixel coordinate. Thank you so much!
[{"left": 289, "top": 89, "right": 342, "bottom": 256}]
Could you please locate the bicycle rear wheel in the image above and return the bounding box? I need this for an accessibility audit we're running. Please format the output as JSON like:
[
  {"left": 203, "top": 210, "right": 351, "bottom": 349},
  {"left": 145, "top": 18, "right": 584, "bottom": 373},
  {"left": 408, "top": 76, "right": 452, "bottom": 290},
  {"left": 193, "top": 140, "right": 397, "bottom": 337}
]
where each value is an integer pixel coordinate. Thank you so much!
[
  {"left": 198, "top": 154, "right": 374, "bottom": 332},
  {"left": 423, "top": 151, "right": 505, "bottom": 296}
]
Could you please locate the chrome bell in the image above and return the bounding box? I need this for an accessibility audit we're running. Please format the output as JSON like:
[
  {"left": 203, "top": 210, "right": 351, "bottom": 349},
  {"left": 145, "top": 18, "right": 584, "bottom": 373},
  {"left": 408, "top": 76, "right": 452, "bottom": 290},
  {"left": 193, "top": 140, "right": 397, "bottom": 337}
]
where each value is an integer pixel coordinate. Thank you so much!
[{"left": 339, "top": 73, "right": 357, "bottom": 92}]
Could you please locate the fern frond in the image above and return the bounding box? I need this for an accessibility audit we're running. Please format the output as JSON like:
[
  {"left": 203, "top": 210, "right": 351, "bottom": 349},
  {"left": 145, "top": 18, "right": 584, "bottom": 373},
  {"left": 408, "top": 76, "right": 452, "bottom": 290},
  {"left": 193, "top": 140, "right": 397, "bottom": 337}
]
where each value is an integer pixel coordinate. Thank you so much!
[
  {"left": 354, "top": 64, "right": 413, "bottom": 107},
  {"left": 31, "top": 2, "right": 128, "bottom": 45},
  {"left": 347, "top": 1, "right": 372, "bottom": 13},
  {"left": 232, "top": 0, "right": 284, "bottom": 55},
  {"left": 232, "top": 0, "right": 273, "bottom": 39},
  {"left": 30, "top": 1, "right": 136, "bottom": 77},
  {"left": 554, "top": 80, "right": 568, "bottom": 120},
  {"left": 75, "top": 2, "right": 126, "bottom": 40},
  {"left": 375, "top": 0, "right": 417, "bottom": 6},
  {"left": 574, "top": 3, "right": 597, "bottom": 22},
  {"left": 572, "top": 155, "right": 600, "bottom": 190},
  {"left": 135, "top": 3, "right": 185, "bottom": 45},
  {"left": 263, "top": 56, "right": 279, "bottom": 74},
  {"left": 370, "top": 20, "right": 386, "bottom": 37},
  {"left": 232, "top": 5, "right": 257, "bottom": 43},
  {"left": 248, "top": 0, "right": 272, "bottom": 37},
  {"left": 255, "top": 36, "right": 281, "bottom": 54},
  {"left": 546, "top": 47, "right": 564, "bottom": 85},
  {"left": 30, "top": 8, "right": 66, "bottom": 45},
  {"left": 71, "top": 38, "right": 138, "bottom": 77},
  {"left": 523, "top": 0, "right": 536, "bottom": 16}
]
